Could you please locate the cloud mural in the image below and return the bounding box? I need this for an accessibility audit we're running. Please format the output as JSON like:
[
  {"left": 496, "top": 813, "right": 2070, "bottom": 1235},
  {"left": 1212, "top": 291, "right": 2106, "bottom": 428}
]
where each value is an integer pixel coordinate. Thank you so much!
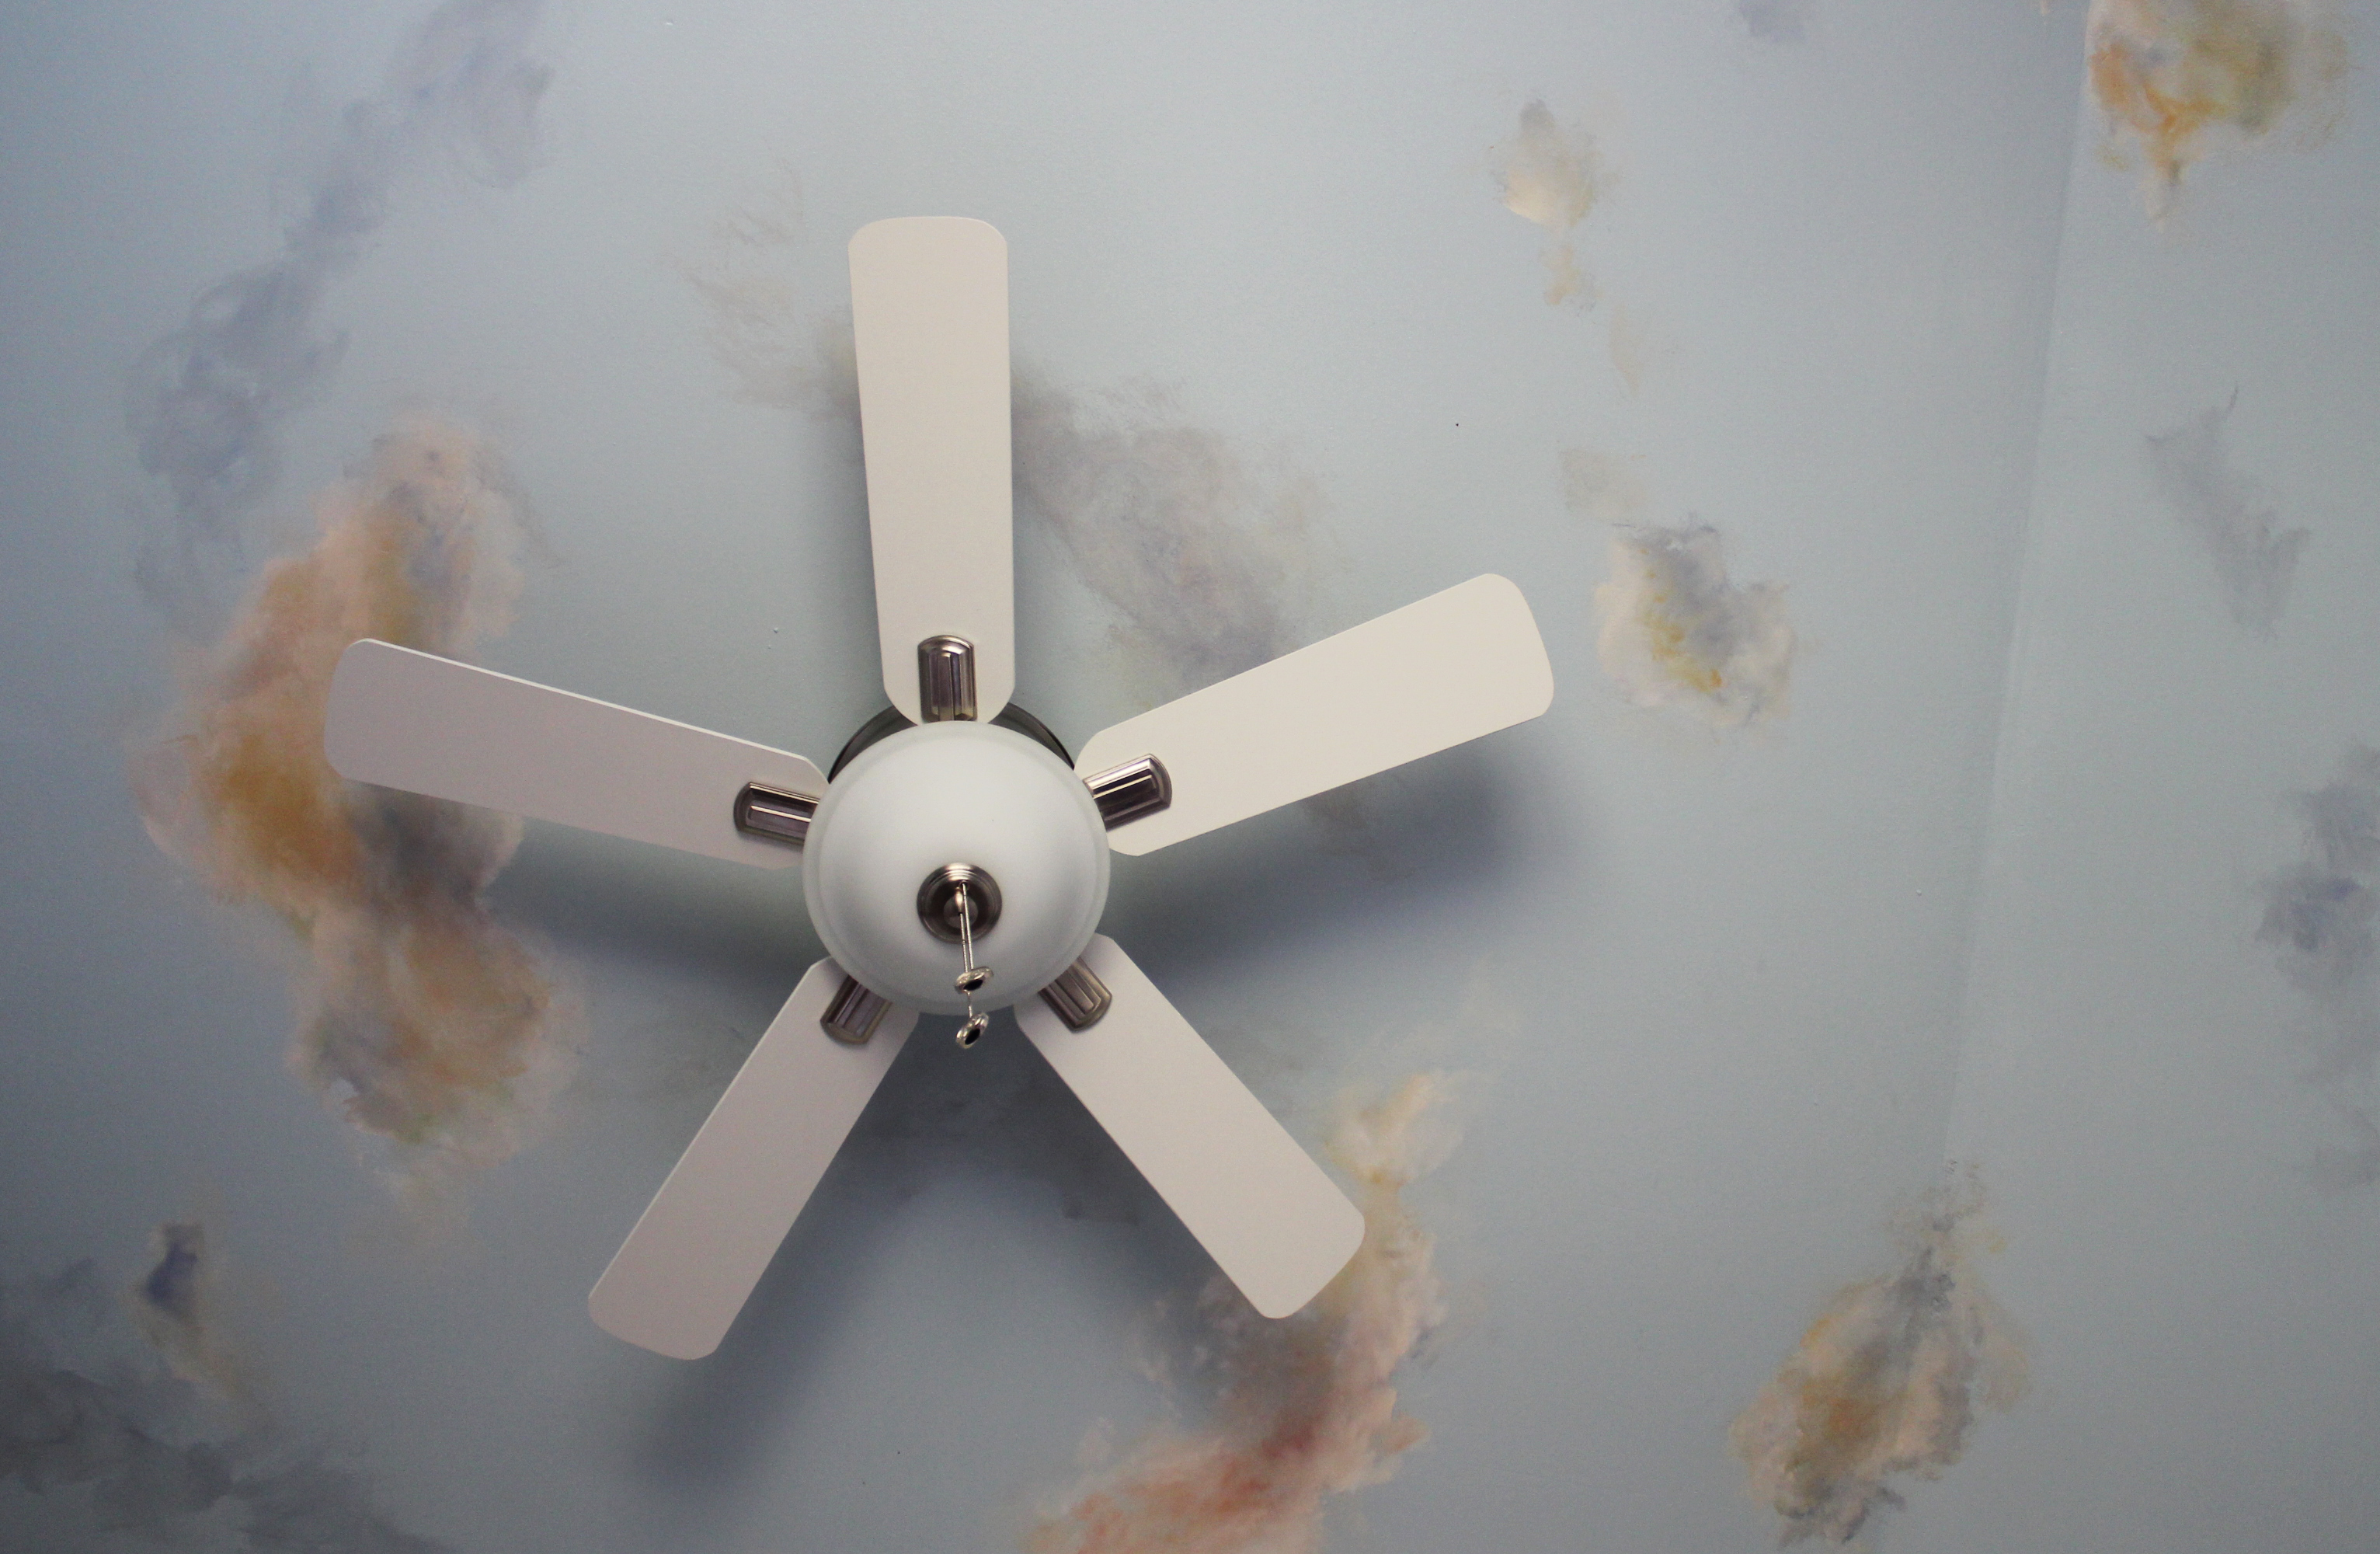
[
  {"left": 2144, "top": 397, "right": 2309, "bottom": 632},
  {"left": 683, "top": 179, "right": 1337, "bottom": 712},
  {"left": 1027, "top": 1074, "right": 1460, "bottom": 1554},
  {"left": 1731, "top": 1170, "right": 2028, "bottom": 1545},
  {"left": 678, "top": 162, "right": 858, "bottom": 422},
  {"left": 2, "top": 1228, "right": 447, "bottom": 1551},
  {"left": 1491, "top": 100, "right": 1607, "bottom": 308},
  {"left": 1593, "top": 523, "right": 1794, "bottom": 726},
  {"left": 2086, "top": 0, "right": 2348, "bottom": 220},
  {"left": 121, "top": 0, "right": 563, "bottom": 1214},
  {"left": 126, "top": 0, "right": 550, "bottom": 633},
  {"left": 2258, "top": 745, "right": 2380, "bottom": 1188},
  {"left": 135, "top": 420, "right": 576, "bottom": 1212},
  {"left": 1012, "top": 378, "right": 1332, "bottom": 709},
  {"left": 125, "top": 1221, "right": 256, "bottom": 1408}
]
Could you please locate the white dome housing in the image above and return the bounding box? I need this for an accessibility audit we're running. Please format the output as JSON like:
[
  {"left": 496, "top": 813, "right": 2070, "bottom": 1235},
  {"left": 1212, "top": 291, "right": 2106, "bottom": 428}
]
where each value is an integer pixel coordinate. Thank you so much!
[{"left": 802, "top": 721, "right": 1109, "bottom": 1016}]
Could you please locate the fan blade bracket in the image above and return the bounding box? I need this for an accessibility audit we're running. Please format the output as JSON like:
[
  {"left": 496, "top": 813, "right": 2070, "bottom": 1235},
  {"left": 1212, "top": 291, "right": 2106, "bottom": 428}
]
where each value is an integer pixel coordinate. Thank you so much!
[
  {"left": 732, "top": 782, "right": 819, "bottom": 847},
  {"left": 819, "top": 974, "right": 896, "bottom": 1046},
  {"left": 1036, "top": 956, "right": 1113, "bottom": 1031},
  {"left": 917, "top": 635, "right": 978, "bottom": 723},
  {"left": 1083, "top": 755, "right": 1172, "bottom": 830}
]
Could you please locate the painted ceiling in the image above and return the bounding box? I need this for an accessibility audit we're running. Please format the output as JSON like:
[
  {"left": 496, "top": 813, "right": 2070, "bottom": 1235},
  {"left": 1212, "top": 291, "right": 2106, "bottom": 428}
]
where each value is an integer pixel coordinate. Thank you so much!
[{"left": 2, "top": 2, "right": 2375, "bottom": 1550}]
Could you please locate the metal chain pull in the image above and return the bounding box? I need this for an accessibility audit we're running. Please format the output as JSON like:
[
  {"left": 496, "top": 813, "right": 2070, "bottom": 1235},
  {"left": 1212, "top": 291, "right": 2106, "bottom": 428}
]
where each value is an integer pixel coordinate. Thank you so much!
[{"left": 954, "top": 880, "right": 992, "bottom": 1047}]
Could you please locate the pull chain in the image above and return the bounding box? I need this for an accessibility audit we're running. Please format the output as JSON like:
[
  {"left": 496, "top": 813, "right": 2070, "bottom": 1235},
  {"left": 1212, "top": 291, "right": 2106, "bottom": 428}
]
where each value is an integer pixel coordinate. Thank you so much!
[{"left": 954, "top": 880, "right": 992, "bottom": 1047}]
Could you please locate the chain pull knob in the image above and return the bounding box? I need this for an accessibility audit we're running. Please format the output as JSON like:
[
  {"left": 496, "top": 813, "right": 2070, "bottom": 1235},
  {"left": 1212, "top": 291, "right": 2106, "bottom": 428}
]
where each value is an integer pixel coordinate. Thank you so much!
[{"left": 954, "top": 880, "right": 992, "bottom": 1047}]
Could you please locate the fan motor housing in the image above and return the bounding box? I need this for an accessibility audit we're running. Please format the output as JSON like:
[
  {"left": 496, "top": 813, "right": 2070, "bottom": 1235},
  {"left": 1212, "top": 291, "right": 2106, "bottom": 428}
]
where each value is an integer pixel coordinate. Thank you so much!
[{"left": 802, "top": 721, "right": 1108, "bottom": 1017}]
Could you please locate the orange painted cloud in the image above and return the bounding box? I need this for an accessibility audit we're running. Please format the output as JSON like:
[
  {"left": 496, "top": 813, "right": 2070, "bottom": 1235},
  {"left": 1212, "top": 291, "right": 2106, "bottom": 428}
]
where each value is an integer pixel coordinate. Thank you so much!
[
  {"left": 1027, "top": 1074, "right": 1458, "bottom": 1554},
  {"left": 136, "top": 419, "right": 575, "bottom": 1210},
  {"left": 1731, "top": 1170, "right": 2027, "bottom": 1544},
  {"left": 2087, "top": 0, "right": 2347, "bottom": 218}
]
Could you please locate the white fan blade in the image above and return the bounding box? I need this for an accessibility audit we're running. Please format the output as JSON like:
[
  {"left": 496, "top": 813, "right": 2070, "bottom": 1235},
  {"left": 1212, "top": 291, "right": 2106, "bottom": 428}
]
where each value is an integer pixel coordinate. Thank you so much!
[
  {"left": 324, "top": 640, "right": 825, "bottom": 869},
  {"left": 1015, "top": 936, "right": 1363, "bottom": 1318},
  {"left": 848, "top": 217, "right": 1014, "bottom": 723},
  {"left": 1074, "top": 573, "right": 1553, "bottom": 855},
  {"left": 590, "top": 960, "right": 917, "bottom": 1360}
]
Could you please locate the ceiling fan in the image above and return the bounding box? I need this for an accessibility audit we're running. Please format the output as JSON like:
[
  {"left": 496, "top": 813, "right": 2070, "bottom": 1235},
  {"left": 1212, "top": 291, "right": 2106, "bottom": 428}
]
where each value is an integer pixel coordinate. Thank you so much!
[{"left": 323, "top": 218, "right": 1554, "bottom": 1360}]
